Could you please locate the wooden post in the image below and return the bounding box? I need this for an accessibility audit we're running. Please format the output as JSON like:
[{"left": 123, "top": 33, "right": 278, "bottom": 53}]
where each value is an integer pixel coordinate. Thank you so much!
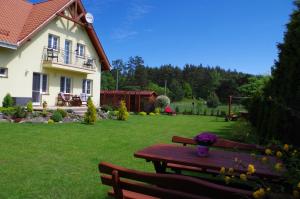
[
  {"left": 138, "top": 94, "right": 141, "bottom": 112},
  {"left": 228, "top": 95, "right": 232, "bottom": 117},
  {"left": 128, "top": 94, "right": 131, "bottom": 112}
]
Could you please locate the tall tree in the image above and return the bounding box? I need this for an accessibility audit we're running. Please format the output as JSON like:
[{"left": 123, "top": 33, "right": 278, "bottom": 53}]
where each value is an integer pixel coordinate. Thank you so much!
[{"left": 248, "top": 1, "right": 300, "bottom": 144}]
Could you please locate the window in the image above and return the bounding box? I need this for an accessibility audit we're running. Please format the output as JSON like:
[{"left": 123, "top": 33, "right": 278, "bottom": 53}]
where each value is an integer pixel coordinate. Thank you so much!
[
  {"left": 82, "top": 79, "right": 92, "bottom": 95},
  {"left": 48, "top": 34, "right": 59, "bottom": 50},
  {"left": 42, "top": 74, "right": 48, "bottom": 93},
  {"left": 0, "top": 67, "right": 8, "bottom": 77},
  {"left": 76, "top": 43, "right": 85, "bottom": 57},
  {"left": 60, "top": 76, "right": 72, "bottom": 93}
]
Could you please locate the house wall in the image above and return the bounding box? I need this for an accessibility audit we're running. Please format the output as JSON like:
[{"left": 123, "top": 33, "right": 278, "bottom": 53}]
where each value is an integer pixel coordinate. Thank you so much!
[{"left": 0, "top": 15, "right": 101, "bottom": 107}]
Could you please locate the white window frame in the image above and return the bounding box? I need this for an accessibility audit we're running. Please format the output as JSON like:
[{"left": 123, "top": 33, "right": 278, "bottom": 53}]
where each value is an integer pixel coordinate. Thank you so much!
[
  {"left": 60, "top": 76, "right": 72, "bottom": 94},
  {"left": 48, "top": 34, "right": 60, "bottom": 50},
  {"left": 0, "top": 67, "right": 8, "bottom": 78},
  {"left": 82, "top": 79, "right": 93, "bottom": 96},
  {"left": 76, "top": 43, "right": 85, "bottom": 58}
]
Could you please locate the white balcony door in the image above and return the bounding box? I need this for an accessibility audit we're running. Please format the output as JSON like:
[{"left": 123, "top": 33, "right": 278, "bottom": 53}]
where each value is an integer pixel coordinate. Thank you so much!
[
  {"left": 32, "top": 73, "right": 48, "bottom": 105},
  {"left": 64, "top": 40, "right": 71, "bottom": 64}
]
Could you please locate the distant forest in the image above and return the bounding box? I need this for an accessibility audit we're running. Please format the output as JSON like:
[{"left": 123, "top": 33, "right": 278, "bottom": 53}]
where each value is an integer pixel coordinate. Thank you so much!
[{"left": 101, "top": 56, "right": 257, "bottom": 103}]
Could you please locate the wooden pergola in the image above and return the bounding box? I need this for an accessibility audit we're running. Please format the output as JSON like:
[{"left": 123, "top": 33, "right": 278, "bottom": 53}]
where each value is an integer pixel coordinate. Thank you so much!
[{"left": 100, "top": 90, "right": 158, "bottom": 112}]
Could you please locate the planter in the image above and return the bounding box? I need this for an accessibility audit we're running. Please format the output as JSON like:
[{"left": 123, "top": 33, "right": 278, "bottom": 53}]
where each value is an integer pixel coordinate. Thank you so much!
[{"left": 197, "top": 145, "right": 210, "bottom": 157}]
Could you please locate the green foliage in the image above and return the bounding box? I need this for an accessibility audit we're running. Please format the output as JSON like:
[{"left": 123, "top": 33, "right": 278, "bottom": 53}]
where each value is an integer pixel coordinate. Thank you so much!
[
  {"left": 206, "top": 92, "right": 220, "bottom": 108},
  {"left": 0, "top": 107, "right": 16, "bottom": 116},
  {"left": 14, "top": 106, "right": 26, "bottom": 118},
  {"left": 41, "top": 110, "right": 48, "bottom": 117},
  {"left": 48, "top": 119, "right": 54, "bottom": 124},
  {"left": 155, "top": 95, "right": 170, "bottom": 109},
  {"left": 138, "top": 112, "right": 147, "bottom": 116},
  {"left": 149, "top": 112, "right": 155, "bottom": 116},
  {"left": 154, "top": 108, "right": 160, "bottom": 114},
  {"left": 169, "top": 79, "right": 184, "bottom": 101},
  {"left": 51, "top": 111, "right": 63, "bottom": 122},
  {"left": 26, "top": 101, "right": 33, "bottom": 113},
  {"left": 183, "top": 82, "right": 193, "bottom": 98},
  {"left": 231, "top": 119, "right": 258, "bottom": 143},
  {"left": 84, "top": 97, "right": 97, "bottom": 124},
  {"left": 117, "top": 100, "right": 129, "bottom": 121},
  {"left": 2, "top": 93, "right": 14, "bottom": 108},
  {"left": 56, "top": 108, "right": 67, "bottom": 118},
  {"left": 247, "top": 3, "right": 300, "bottom": 145},
  {"left": 146, "top": 82, "right": 170, "bottom": 95},
  {"left": 238, "top": 76, "right": 270, "bottom": 97}
]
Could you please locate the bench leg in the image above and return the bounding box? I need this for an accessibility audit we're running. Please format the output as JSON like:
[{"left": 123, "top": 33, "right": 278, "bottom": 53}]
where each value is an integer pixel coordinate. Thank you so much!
[{"left": 153, "top": 161, "right": 167, "bottom": 173}]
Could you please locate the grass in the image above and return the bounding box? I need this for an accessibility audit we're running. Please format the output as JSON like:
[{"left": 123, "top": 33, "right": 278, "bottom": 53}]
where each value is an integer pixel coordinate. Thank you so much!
[{"left": 0, "top": 115, "right": 235, "bottom": 199}]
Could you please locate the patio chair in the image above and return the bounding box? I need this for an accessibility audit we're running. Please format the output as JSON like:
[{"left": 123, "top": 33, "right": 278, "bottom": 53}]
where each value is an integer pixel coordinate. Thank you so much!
[
  {"left": 99, "top": 162, "right": 252, "bottom": 199},
  {"left": 80, "top": 93, "right": 88, "bottom": 105},
  {"left": 83, "top": 58, "right": 94, "bottom": 68},
  {"left": 46, "top": 48, "right": 58, "bottom": 62},
  {"left": 57, "top": 92, "right": 71, "bottom": 106}
]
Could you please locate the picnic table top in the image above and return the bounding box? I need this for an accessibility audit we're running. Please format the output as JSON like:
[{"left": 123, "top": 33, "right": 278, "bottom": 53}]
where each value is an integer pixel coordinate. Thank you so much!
[{"left": 134, "top": 144, "right": 283, "bottom": 179}]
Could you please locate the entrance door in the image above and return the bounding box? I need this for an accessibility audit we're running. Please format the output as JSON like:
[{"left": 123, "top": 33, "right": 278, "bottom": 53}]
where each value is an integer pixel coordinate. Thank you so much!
[
  {"left": 32, "top": 73, "right": 48, "bottom": 105},
  {"left": 32, "top": 73, "right": 41, "bottom": 105},
  {"left": 64, "top": 40, "right": 71, "bottom": 64}
]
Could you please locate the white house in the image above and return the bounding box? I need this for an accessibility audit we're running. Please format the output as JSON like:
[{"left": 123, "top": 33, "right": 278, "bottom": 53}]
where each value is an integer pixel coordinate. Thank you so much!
[{"left": 0, "top": 0, "right": 110, "bottom": 107}]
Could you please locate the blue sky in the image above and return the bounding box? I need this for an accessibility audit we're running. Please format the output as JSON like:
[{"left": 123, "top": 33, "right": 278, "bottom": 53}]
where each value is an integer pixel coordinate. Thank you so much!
[{"left": 30, "top": 0, "right": 295, "bottom": 74}]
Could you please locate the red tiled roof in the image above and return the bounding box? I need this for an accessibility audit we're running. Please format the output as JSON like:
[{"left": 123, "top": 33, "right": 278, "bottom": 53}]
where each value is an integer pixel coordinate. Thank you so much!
[
  {"left": 0, "top": 0, "right": 32, "bottom": 45},
  {"left": 101, "top": 90, "right": 158, "bottom": 96},
  {"left": 0, "top": 0, "right": 110, "bottom": 70}
]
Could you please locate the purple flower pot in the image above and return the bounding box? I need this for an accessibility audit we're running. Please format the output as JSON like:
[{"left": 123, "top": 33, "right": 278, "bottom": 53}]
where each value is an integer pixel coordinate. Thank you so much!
[{"left": 197, "top": 145, "right": 209, "bottom": 157}]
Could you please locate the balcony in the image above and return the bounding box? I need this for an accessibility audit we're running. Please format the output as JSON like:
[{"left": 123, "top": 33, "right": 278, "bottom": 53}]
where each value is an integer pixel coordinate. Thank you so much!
[{"left": 42, "top": 47, "right": 97, "bottom": 74}]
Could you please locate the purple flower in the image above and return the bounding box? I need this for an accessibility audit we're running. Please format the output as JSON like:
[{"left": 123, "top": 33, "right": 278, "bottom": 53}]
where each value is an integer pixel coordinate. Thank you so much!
[{"left": 194, "top": 132, "right": 218, "bottom": 146}]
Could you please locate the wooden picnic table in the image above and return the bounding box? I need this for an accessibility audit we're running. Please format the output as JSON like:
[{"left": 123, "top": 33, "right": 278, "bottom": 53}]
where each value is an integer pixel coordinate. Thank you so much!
[{"left": 134, "top": 144, "right": 283, "bottom": 180}]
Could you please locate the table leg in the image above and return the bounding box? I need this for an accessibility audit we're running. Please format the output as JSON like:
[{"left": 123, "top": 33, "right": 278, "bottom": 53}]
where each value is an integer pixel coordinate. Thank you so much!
[{"left": 153, "top": 161, "right": 167, "bottom": 173}]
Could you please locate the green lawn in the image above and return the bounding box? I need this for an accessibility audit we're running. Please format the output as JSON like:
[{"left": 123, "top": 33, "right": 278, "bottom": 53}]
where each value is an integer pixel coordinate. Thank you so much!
[{"left": 0, "top": 115, "right": 234, "bottom": 199}]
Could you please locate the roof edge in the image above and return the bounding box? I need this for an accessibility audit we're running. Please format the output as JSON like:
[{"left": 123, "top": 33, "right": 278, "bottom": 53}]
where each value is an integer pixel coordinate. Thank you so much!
[{"left": 0, "top": 41, "right": 18, "bottom": 50}]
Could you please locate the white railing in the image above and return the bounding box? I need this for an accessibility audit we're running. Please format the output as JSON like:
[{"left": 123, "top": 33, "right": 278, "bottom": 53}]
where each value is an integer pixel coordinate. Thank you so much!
[{"left": 42, "top": 47, "right": 96, "bottom": 70}]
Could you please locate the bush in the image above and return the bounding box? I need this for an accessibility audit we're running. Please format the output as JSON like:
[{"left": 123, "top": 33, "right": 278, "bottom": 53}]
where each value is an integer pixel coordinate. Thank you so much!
[
  {"left": 42, "top": 110, "right": 48, "bottom": 117},
  {"left": 139, "top": 112, "right": 147, "bottom": 116},
  {"left": 26, "top": 101, "right": 33, "bottom": 113},
  {"left": 203, "top": 109, "right": 207, "bottom": 115},
  {"left": 149, "top": 112, "right": 155, "bottom": 116},
  {"left": 0, "top": 107, "right": 16, "bottom": 116},
  {"left": 155, "top": 95, "right": 170, "bottom": 109},
  {"left": 175, "top": 106, "right": 180, "bottom": 113},
  {"left": 84, "top": 97, "right": 97, "bottom": 124},
  {"left": 154, "top": 108, "right": 160, "bottom": 114},
  {"left": 48, "top": 119, "right": 54, "bottom": 124},
  {"left": 117, "top": 100, "right": 129, "bottom": 121},
  {"left": 14, "top": 106, "right": 26, "bottom": 118},
  {"left": 56, "top": 108, "right": 67, "bottom": 118},
  {"left": 206, "top": 92, "right": 220, "bottom": 108},
  {"left": 101, "top": 104, "right": 114, "bottom": 112},
  {"left": 2, "top": 93, "right": 14, "bottom": 108},
  {"left": 51, "top": 111, "right": 63, "bottom": 122}
]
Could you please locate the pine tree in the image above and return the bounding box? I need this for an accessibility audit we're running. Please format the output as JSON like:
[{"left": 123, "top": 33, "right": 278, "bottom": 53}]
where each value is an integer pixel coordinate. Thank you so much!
[
  {"left": 84, "top": 97, "right": 97, "bottom": 124},
  {"left": 249, "top": 1, "right": 300, "bottom": 144}
]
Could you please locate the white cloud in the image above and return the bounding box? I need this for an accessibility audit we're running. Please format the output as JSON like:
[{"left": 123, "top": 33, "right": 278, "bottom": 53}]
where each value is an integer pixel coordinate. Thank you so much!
[{"left": 112, "top": 0, "right": 153, "bottom": 40}]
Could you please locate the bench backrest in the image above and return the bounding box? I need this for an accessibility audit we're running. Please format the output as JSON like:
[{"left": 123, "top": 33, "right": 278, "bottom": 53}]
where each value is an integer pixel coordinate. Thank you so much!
[
  {"left": 99, "top": 162, "right": 252, "bottom": 199},
  {"left": 172, "top": 136, "right": 265, "bottom": 152}
]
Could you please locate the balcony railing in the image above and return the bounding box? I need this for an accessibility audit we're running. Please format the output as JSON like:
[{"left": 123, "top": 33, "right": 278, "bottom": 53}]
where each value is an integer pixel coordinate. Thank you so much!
[{"left": 42, "top": 47, "right": 96, "bottom": 71}]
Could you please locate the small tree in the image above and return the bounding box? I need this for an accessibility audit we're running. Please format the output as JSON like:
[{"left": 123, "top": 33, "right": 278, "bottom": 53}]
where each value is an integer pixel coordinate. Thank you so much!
[
  {"left": 206, "top": 92, "right": 220, "bottom": 108},
  {"left": 84, "top": 97, "right": 97, "bottom": 124},
  {"left": 117, "top": 100, "right": 129, "bottom": 121},
  {"left": 26, "top": 101, "right": 33, "bottom": 113},
  {"left": 2, "top": 93, "right": 14, "bottom": 108},
  {"left": 155, "top": 95, "right": 170, "bottom": 109}
]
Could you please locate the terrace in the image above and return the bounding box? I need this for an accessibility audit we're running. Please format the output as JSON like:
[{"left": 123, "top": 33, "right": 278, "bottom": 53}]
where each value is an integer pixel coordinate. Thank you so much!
[{"left": 42, "top": 47, "right": 97, "bottom": 74}]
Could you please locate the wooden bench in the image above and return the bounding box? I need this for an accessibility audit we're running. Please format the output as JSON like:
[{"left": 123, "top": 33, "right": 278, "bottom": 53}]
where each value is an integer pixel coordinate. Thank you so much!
[
  {"left": 168, "top": 136, "right": 265, "bottom": 174},
  {"left": 99, "top": 162, "right": 252, "bottom": 199}
]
